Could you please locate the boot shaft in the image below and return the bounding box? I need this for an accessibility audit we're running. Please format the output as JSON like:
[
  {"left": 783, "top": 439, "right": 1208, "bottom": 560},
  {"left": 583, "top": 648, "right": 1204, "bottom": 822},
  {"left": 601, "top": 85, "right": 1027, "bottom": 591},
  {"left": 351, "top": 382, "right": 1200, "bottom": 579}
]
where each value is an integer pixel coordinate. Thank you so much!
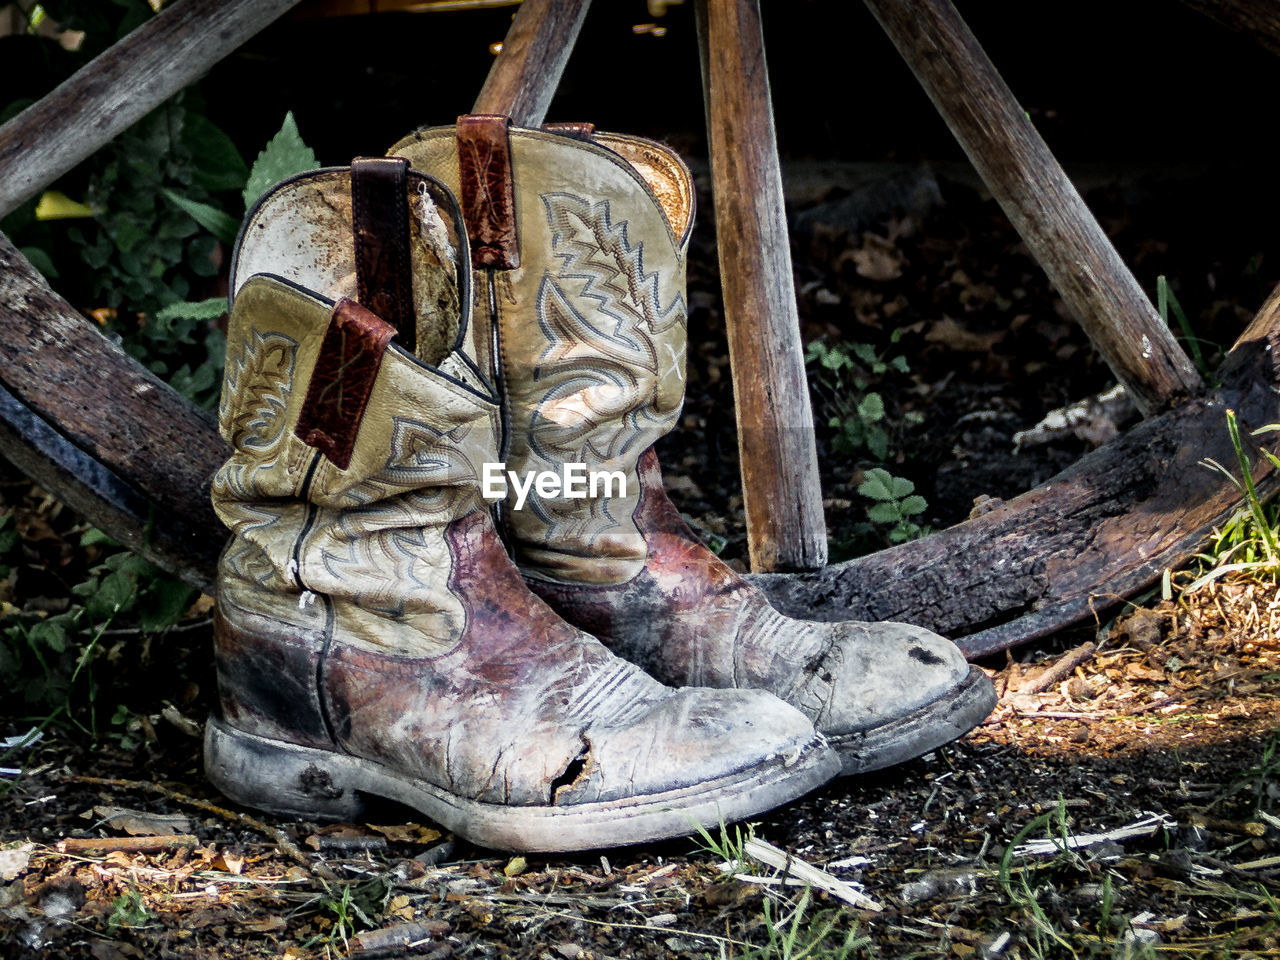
[
  {"left": 390, "top": 121, "right": 696, "bottom": 585},
  {"left": 214, "top": 167, "right": 502, "bottom": 656}
]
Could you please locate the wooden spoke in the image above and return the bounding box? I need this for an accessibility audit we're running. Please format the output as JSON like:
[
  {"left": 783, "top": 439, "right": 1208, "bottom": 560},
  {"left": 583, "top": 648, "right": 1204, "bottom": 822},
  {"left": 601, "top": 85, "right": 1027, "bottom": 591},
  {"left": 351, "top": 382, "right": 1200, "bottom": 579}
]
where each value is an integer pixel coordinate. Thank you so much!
[
  {"left": 696, "top": 0, "right": 828, "bottom": 572},
  {"left": 0, "top": 235, "right": 226, "bottom": 592},
  {"left": 471, "top": 0, "right": 592, "bottom": 127},
  {"left": 0, "top": 0, "right": 302, "bottom": 220},
  {"left": 863, "top": 0, "right": 1204, "bottom": 417}
]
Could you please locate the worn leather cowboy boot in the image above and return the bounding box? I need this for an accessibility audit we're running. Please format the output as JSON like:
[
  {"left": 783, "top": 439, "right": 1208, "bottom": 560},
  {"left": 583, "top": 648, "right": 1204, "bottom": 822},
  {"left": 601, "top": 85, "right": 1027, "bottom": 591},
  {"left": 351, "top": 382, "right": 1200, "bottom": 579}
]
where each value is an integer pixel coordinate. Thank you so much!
[
  {"left": 205, "top": 163, "right": 838, "bottom": 853},
  {"left": 388, "top": 118, "right": 997, "bottom": 775}
]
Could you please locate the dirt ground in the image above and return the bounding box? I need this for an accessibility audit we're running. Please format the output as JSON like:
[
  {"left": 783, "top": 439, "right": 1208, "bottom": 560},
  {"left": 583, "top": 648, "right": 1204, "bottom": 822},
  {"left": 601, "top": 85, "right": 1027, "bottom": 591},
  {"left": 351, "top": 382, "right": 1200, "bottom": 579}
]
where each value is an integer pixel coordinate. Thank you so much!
[{"left": 3, "top": 167, "right": 1280, "bottom": 958}]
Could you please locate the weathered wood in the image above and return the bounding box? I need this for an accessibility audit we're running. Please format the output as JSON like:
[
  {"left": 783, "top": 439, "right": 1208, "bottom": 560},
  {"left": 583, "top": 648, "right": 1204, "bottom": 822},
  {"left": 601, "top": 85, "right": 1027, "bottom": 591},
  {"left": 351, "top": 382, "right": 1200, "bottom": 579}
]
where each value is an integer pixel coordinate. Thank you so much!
[
  {"left": 1181, "top": 0, "right": 1280, "bottom": 58},
  {"left": 0, "top": 233, "right": 227, "bottom": 593},
  {"left": 748, "top": 285, "right": 1280, "bottom": 657},
  {"left": 862, "top": 0, "right": 1203, "bottom": 418},
  {"left": 471, "top": 0, "right": 592, "bottom": 127},
  {"left": 696, "top": 0, "right": 828, "bottom": 572},
  {"left": 0, "top": 0, "right": 301, "bottom": 220}
]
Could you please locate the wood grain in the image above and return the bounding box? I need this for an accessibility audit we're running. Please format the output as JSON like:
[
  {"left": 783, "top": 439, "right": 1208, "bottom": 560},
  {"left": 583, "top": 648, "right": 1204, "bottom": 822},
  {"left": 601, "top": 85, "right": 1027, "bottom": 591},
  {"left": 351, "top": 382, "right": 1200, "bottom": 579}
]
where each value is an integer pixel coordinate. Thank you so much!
[
  {"left": 471, "top": 0, "right": 592, "bottom": 127},
  {"left": 0, "top": 233, "right": 227, "bottom": 592},
  {"left": 0, "top": 0, "right": 301, "bottom": 219},
  {"left": 863, "top": 0, "right": 1203, "bottom": 417},
  {"left": 697, "top": 0, "right": 828, "bottom": 572}
]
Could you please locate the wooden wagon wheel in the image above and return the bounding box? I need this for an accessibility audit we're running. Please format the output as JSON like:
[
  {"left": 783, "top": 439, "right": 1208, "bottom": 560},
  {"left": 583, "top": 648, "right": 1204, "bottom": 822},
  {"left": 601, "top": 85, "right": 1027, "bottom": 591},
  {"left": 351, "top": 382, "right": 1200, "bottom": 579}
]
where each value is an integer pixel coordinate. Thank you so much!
[{"left": 1, "top": 0, "right": 1277, "bottom": 658}]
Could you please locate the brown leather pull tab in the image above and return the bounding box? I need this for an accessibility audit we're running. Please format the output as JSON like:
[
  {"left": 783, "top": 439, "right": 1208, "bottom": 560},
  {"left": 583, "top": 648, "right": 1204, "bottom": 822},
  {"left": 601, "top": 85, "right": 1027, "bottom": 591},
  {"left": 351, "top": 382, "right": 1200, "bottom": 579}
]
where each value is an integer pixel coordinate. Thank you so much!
[
  {"left": 352, "top": 156, "right": 415, "bottom": 353},
  {"left": 295, "top": 298, "right": 397, "bottom": 470},
  {"left": 457, "top": 115, "right": 519, "bottom": 271},
  {"left": 542, "top": 122, "right": 595, "bottom": 141}
]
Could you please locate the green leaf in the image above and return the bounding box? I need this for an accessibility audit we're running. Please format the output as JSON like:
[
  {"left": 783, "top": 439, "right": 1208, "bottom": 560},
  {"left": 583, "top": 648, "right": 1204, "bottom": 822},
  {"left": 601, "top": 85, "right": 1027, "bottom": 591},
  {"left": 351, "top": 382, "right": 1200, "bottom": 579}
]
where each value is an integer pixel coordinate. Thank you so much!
[
  {"left": 155, "top": 297, "right": 227, "bottom": 324},
  {"left": 891, "top": 355, "right": 910, "bottom": 373},
  {"left": 867, "top": 502, "right": 901, "bottom": 525},
  {"left": 19, "top": 246, "right": 58, "bottom": 279},
  {"left": 851, "top": 343, "right": 878, "bottom": 366},
  {"left": 899, "top": 494, "right": 928, "bottom": 516},
  {"left": 186, "top": 234, "right": 220, "bottom": 277},
  {"left": 80, "top": 528, "right": 119, "bottom": 548},
  {"left": 856, "top": 392, "right": 885, "bottom": 423},
  {"left": 86, "top": 568, "right": 138, "bottom": 622},
  {"left": 866, "top": 425, "right": 890, "bottom": 462},
  {"left": 169, "top": 362, "right": 217, "bottom": 401},
  {"left": 890, "top": 475, "right": 916, "bottom": 499},
  {"left": 243, "top": 111, "right": 319, "bottom": 211},
  {"left": 858, "top": 468, "right": 895, "bottom": 502},
  {"left": 161, "top": 189, "right": 239, "bottom": 247},
  {"left": 28, "top": 619, "right": 68, "bottom": 654},
  {"left": 138, "top": 578, "right": 195, "bottom": 634},
  {"left": 182, "top": 112, "right": 250, "bottom": 193}
]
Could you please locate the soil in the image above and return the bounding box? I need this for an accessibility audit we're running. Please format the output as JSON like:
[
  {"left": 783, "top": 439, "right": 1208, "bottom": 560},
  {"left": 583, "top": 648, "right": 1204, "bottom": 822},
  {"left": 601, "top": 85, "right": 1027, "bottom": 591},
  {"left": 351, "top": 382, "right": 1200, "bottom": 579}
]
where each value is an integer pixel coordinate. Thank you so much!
[{"left": 3, "top": 166, "right": 1280, "bottom": 958}]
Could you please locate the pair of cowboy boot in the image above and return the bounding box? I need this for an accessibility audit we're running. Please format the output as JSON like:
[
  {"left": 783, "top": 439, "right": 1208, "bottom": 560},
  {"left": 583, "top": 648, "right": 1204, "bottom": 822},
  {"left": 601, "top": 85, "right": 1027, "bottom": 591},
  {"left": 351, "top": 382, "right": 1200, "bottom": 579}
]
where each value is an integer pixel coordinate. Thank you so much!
[{"left": 205, "top": 122, "right": 995, "bottom": 853}]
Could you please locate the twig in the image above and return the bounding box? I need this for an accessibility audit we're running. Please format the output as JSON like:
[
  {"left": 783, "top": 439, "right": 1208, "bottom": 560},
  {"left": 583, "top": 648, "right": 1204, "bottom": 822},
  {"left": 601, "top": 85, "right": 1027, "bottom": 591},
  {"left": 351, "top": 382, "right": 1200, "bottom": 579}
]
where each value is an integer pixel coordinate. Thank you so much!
[
  {"left": 71, "top": 775, "right": 335, "bottom": 881},
  {"left": 742, "top": 838, "right": 882, "bottom": 911},
  {"left": 1021, "top": 642, "right": 1097, "bottom": 694},
  {"left": 56, "top": 834, "right": 197, "bottom": 855},
  {"left": 350, "top": 919, "right": 451, "bottom": 956}
]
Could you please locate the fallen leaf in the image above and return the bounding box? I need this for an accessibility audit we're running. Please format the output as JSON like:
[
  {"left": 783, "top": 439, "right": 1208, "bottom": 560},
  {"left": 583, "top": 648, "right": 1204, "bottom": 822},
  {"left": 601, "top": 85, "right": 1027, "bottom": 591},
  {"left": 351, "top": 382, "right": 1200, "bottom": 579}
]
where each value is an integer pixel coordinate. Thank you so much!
[
  {"left": 240, "top": 916, "right": 288, "bottom": 933},
  {"left": 368, "top": 823, "right": 442, "bottom": 845},
  {"left": 93, "top": 806, "right": 193, "bottom": 837},
  {"left": 925, "top": 315, "right": 1005, "bottom": 353},
  {"left": 0, "top": 843, "right": 33, "bottom": 881},
  {"left": 846, "top": 233, "right": 904, "bottom": 282}
]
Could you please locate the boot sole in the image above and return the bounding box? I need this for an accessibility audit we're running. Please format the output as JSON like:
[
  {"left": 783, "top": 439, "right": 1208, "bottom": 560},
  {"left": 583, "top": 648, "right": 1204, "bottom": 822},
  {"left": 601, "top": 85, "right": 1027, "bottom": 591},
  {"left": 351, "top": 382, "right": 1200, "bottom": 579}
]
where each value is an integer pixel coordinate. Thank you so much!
[
  {"left": 204, "top": 715, "right": 839, "bottom": 853},
  {"left": 829, "top": 666, "right": 996, "bottom": 775}
]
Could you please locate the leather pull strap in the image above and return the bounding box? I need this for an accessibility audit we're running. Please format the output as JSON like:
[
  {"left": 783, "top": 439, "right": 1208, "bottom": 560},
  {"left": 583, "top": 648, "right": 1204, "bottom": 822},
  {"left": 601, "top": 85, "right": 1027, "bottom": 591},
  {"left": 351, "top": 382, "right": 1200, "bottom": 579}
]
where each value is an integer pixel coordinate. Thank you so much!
[
  {"left": 351, "top": 156, "right": 415, "bottom": 353},
  {"left": 457, "top": 114, "right": 519, "bottom": 270},
  {"left": 296, "top": 298, "right": 397, "bottom": 471},
  {"left": 542, "top": 122, "right": 595, "bottom": 141}
]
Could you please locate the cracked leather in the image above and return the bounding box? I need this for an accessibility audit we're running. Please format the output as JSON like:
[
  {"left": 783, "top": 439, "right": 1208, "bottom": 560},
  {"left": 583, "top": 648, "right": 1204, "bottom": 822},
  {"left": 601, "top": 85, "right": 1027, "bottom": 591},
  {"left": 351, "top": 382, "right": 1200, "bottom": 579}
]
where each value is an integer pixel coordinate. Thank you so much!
[
  {"left": 388, "top": 122, "right": 990, "bottom": 749},
  {"left": 212, "top": 170, "right": 833, "bottom": 816}
]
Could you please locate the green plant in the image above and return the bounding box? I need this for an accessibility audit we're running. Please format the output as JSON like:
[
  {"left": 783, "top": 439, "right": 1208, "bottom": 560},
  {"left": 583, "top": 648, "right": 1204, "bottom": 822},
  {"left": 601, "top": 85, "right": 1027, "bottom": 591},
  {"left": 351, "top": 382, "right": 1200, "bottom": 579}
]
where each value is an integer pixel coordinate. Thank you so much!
[
  {"left": 107, "top": 885, "right": 152, "bottom": 931},
  {"left": 0, "top": 529, "right": 194, "bottom": 737},
  {"left": 995, "top": 799, "right": 1087, "bottom": 959},
  {"left": 1192, "top": 409, "right": 1280, "bottom": 588},
  {"left": 1156, "top": 275, "right": 1213, "bottom": 382},
  {"left": 806, "top": 338, "right": 910, "bottom": 462},
  {"left": 857, "top": 468, "right": 927, "bottom": 544},
  {"left": 691, "top": 816, "right": 756, "bottom": 875},
  {"left": 310, "top": 877, "right": 391, "bottom": 954},
  {"left": 737, "top": 888, "right": 870, "bottom": 960}
]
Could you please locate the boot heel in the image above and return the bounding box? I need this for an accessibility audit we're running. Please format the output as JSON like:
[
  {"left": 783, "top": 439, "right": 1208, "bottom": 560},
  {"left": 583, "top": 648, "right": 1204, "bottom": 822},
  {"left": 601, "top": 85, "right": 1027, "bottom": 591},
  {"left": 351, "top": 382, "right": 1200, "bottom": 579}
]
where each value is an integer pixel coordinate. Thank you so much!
[{"left": 204, "top": 715, "right": 366, "bottom": 821}]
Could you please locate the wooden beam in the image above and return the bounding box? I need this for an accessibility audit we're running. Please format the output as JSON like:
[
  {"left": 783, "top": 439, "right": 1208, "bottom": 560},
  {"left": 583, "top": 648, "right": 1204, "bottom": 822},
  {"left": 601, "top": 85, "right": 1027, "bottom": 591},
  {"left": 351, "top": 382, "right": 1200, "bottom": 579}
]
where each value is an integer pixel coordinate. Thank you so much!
[
  {"left": 696, "top": 0, "right": 828, "bottom": 572},
  {"left": 748, "top": 284, "right": 1280, "bottom": 658},
  {"left": 471, "top": 0, "right": 592, "bottom": 127},
  {"left": 863, "top": 0, "right": 1203, "bottom": 418},
  {"left": 0, "top": 233, "right": 226, "bottom": 593},
  {"left": 0, "top": 0, "right": 301, "bottom": 220}
]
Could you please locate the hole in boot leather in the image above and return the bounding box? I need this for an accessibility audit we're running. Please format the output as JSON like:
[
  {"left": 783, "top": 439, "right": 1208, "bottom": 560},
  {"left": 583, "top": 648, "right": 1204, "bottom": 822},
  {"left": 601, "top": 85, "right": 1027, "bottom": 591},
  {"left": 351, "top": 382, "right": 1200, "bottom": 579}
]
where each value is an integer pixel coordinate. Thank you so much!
[
  {"left": 299, "top": 765, "right": 344, "bottom": 800},
  {"left": 908, "top": 645, "right": 945, "bottom": 666},
  {"left": 549, "top": 740, "right": 592, "bottom": 805}
]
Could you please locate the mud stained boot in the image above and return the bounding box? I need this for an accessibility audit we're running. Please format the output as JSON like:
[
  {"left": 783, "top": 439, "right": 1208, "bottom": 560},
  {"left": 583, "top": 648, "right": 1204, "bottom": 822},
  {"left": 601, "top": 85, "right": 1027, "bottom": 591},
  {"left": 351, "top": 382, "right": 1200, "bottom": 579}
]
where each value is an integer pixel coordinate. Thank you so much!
[
  {"left": 206, "top": 166, "right": 839, "bottom": 853},
  {"left": 388, "top": 119, "right": 997, "bottom": 776}
]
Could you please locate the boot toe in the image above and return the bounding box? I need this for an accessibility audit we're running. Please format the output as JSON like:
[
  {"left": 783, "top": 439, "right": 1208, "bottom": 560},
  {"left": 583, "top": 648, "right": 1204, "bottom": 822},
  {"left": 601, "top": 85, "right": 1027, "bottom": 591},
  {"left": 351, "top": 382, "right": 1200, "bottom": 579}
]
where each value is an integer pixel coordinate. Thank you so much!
[
  {"left": 558, "top": 686, "right": 834, "bottom": 806},
  {"left": 782, "top": 619, "right": 994, "bottom": 774}
]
